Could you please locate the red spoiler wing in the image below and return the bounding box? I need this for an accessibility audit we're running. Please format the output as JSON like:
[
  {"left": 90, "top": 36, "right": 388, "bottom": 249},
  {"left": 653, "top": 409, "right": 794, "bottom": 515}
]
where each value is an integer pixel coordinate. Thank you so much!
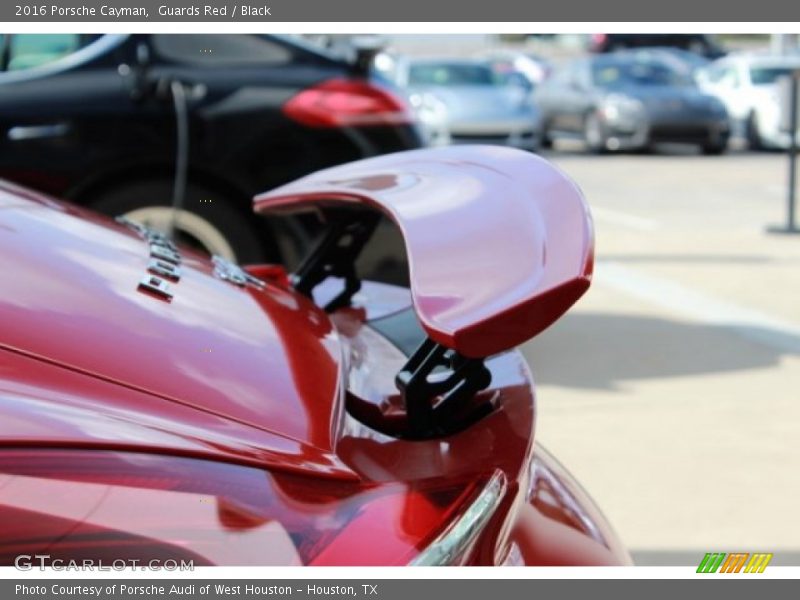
[{"left": 254, "top": 146, "right": 593, "bottom": 358}]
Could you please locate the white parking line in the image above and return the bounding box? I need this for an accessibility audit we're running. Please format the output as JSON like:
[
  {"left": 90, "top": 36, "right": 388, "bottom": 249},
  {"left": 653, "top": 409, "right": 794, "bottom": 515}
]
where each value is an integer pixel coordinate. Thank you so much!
[
  {"left": 765, "top": 184, "right": 788, "bottom": 196},
  {"left": 591, "top": 207, "right": 659, "bottom": 231},
  {"left": 596, "top": 261, "right": 800, "bottom": 354}
]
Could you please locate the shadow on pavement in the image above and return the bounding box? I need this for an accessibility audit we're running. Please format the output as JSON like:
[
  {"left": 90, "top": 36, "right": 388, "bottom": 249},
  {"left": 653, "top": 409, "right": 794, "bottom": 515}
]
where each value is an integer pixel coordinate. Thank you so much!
[{"left": 522, "top": 312, "right": 797, "bottom": 391}]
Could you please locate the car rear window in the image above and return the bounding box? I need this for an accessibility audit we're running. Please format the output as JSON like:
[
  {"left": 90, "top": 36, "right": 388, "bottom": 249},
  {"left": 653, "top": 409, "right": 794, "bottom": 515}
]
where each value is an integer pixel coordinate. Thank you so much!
[
  {"left": 1, "top": 34, "right": 90, "bottom": 72},
  {"left": 153, "top": 34, "right": 292, "bottom": 66},
  {"left": 408, "top": 63, "right": 498, "bottom": 87},
  {"left": 592, "top": 58, "right": 690, "bottom": 88}
]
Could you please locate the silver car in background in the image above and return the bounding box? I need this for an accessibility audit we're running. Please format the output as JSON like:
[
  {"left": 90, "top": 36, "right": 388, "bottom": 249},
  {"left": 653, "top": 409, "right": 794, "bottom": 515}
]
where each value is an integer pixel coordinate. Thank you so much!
[{"left": 390, "top": 58, "right": 542, "bottom": 150}]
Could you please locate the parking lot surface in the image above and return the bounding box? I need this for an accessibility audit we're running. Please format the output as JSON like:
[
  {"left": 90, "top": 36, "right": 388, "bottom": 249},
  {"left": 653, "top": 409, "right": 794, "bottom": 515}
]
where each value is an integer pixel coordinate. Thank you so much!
[{"left": 522, "top": 145, "right": 800, "bottom": 565}]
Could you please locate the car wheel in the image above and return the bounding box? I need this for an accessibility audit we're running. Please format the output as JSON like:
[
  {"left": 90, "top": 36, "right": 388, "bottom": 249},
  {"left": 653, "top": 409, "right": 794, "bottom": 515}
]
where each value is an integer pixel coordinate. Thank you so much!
[
  {"left": 583, "top": 113, "right": 607, "bottom": 154},
  {"left": 701, "top": 142, "right": 727, "bottom": 155},
  {"left": 746, "top": 112, "right": 763, "bottom": 151},
  {"left": 88, "top": 179, "right": 279, "bottom": 264},
  {"left": 540, "top": 123, "right": 554, "bottom": 149}
]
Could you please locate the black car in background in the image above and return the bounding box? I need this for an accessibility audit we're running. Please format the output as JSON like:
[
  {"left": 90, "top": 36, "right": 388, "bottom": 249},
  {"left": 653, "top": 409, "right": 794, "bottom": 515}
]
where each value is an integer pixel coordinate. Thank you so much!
[
  {"left": 534, "top": 52, "right": 730, "bottom": 154},
  {"left": 0, "top": 34, "right": 422, "bottom": 263},
  {"left": 588, "top": 34, "right": 725, "bottom": 58}
]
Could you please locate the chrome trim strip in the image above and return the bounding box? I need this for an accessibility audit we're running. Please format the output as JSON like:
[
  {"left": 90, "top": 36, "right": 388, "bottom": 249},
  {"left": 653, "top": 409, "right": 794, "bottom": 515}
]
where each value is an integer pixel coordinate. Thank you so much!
[
  {"left": 7, "top": 123, "right": 70, "bottom": 141},
  {"left": 410, "top": 470, "right": 507, "bottom": 566}
]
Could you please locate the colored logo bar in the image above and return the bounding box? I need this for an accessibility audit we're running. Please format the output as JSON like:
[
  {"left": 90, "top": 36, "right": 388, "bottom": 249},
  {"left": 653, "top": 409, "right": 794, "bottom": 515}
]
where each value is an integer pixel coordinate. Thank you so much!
[{"left": 697, "top": 552, "right": 773, "bottom": 573}]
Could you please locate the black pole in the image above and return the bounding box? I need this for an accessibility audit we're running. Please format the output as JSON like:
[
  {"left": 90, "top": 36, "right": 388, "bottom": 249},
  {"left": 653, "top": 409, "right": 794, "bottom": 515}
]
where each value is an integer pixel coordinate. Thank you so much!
[
  {"left": 768, "top": 71, "right": 800, "bottom": 234},
  {"left": 789, "top": 74, "right": 798, "bottom": 228}
]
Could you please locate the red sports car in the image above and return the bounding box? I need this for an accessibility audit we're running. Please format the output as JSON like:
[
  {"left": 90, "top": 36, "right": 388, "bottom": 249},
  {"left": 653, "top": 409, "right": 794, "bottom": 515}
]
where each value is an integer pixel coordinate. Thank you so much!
[{"left": 0, "top": 145, "right": 630, "bottom": 566}]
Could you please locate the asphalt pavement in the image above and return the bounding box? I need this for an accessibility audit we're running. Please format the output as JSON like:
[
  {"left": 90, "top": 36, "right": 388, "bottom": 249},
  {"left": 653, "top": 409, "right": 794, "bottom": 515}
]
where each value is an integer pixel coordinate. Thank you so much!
[{"left": 521, "top": 142, "right": 800, "bottom": 565}]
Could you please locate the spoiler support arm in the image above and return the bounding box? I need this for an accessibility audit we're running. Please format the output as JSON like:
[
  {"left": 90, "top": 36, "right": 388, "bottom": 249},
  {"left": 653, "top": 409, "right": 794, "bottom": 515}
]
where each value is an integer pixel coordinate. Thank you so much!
[
  {"left": 396, "top": 338, "right": 493, "bottom": 438},
  {"left": 292, "top": 210, "right": 380, "bottom": 312}
]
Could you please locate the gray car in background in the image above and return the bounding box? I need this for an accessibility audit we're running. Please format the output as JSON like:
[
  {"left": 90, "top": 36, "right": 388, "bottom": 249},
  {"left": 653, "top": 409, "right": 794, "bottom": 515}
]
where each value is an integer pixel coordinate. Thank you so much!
[
  {"left": 535, "top": 52, "right": 730, "bottom": 154},
  {"left": 391, "top": 58, "right": 542, "bottom": 150}
]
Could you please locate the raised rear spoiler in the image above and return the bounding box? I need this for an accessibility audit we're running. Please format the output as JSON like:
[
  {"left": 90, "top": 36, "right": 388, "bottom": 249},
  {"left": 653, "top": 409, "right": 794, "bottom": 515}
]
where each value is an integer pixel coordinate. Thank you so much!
[
  {"left": 255, "top": 146, "right": 593, "bottom": 437},
  {"left": 255, "top": 145, "right": 593, "bottom": 357}
]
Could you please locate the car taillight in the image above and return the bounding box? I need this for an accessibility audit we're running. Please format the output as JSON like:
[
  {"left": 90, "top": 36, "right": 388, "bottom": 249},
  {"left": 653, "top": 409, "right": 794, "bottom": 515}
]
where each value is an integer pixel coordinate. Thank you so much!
[
  {"left": 0, "top": 450, "right": 501, "bottom": 566},
  {"left": 591, "top": 34, "right": 607, "bottom": 49},
  {"left": 282, "top": 78, "right": 414, "bottom": 128}
]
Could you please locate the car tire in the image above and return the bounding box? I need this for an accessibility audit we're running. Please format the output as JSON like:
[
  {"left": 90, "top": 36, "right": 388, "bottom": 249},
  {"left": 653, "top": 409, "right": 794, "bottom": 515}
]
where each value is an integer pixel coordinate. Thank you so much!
[
  {"left": 540, "top": 123, "right": 554, "bottom": 149},
  {"left": 88, "top": 179, "right": 279, "bottom": 264},
  {"left": 746, "top": 112, "right": 764, "bottom": 151},
  {"left": 583, "top": 113, "right": 607, "bottom": 154},
  {"left": 701, "top": 141, "right": 727, "bottom": 156}
]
